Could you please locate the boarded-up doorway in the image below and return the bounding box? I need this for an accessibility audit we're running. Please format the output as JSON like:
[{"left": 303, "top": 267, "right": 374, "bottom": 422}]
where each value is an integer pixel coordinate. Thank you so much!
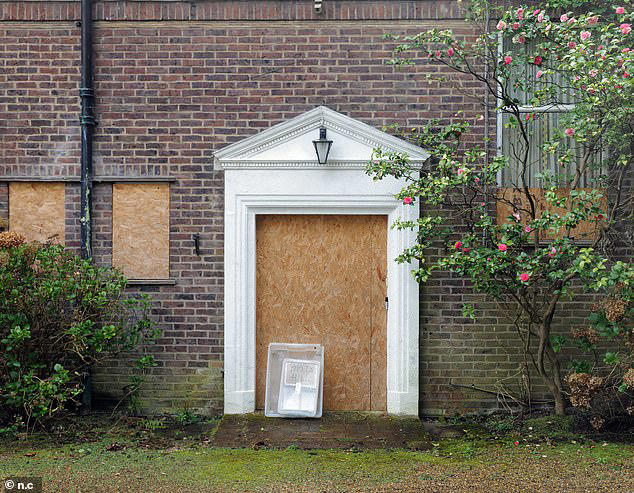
[{"left": 255, "top": 214, "right": 387, "bottom": 411}]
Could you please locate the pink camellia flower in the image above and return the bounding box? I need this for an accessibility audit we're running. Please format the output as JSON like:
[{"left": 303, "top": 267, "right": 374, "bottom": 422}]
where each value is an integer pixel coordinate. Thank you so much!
[
  {"left": 533, "top": 9, "right": 540, "bottom": 16},
  {"left": 587, "top": 16, "right": 598, "bottom": 25},
  {"left": 448, "top": 47, "right": 455, "bottom": 57},
  {"left": 435, "top": 50, "right": 441, "bottom": 57},
  {"left": 513, "top": 22, "right": 521, "bottom": 29},
  {"left": 497, "top": 20, "right": 507, "bottom": 30},
  {"left": 534, "top": 55, "right": 543, "bottom": 66},
  {"left": 616, "top": 6, "right": 625, "bottom": 14},
  {"left": 580, "top": 31, "right": 591, "bottom": 41},
  {"left": 504, "top": 55, "right": 513, "bottom": 65},
  {"left": 623, "top": 48, "right": 631, "bottom": 53},
  {"left": 565, "top": 127, "right": 575, "bottom": 137},
  {"left": 568, "top": 17, "right": 576, "bottom": 24},
  {"left": 475, "top": 177, "right": 480, "bottom": 184},
  {"left": 625, "top": 72, "right": 631, "bottom": 78},
  {"left": 455, "top": 240, "right": 463, "bottom": 250},
  {"left": 525, "top": 225, "right": 532, "bottom": 233},
  {"left": 537, "top": 12, "right": 544, "bottom": 22},
  {"left": 621, "top": 23, "right": 632, "bottom": 35},
  {"left": 560, "top": 13, "right": 568, "bottom": 22},
  {"left": 403, "top": 196, "right": 413, "bottom": 205},
  {"left": 517, "top": 35, "right": 526, "bottom": 44},
  {"left": 536, "top": 70, "right": 544, "bottom": 79},
  {"left": 457, "top": 168, "right": 465, "bottom": 175},
  {"left": 512, "top": 212, "right": 521, "bottom": 222},
  {"left": 568, "top": 41, "right": 577, "bottom": 49},
  {"left": 548, "top": 247, "right": 557, "bottom": 258},
  {"left": 520, "top": 272, "right": 530, "bottom": 282},
  {"left": 498, "top": 243, "right": 508, "bottom": 252},
  {"left": 517, "top": 8, "right": 524, "bottom": 19}
]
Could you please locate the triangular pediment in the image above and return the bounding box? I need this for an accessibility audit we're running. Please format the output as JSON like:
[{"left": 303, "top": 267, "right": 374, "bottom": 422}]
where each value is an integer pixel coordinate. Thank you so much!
[{"left": 214, "top": 106, "right": 429, "bottom": 169}]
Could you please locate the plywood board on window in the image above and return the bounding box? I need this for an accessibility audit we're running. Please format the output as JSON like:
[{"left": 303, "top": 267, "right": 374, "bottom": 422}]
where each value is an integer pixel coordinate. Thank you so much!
[
  {"left": 255, "top": 214, "right": 387, "bottom": 412},
  {"left": 9, "top": 182, "right": 65, "bottom": 244},
  {"left": 112, "top": 183, "right": 169, "bottom": 279},
  {"left": 496, "top": 187, "right": 607, "bottom": 241}
]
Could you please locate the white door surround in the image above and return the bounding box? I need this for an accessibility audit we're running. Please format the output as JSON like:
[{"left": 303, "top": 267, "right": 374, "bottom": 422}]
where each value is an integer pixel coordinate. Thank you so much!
[{"left": 215, "top": 106, "right": 428, "bottom": 416}]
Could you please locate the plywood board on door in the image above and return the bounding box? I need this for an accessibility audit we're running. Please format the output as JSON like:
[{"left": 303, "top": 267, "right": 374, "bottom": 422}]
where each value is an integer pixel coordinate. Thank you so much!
[{"left": 255, "top": 214, "right": 387, "bottom": 411}]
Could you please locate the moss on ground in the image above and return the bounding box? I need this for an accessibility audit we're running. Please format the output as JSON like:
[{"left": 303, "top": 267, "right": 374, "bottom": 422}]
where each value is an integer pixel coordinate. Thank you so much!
[
  {"left": 1, "top": 438, "right": 633, "bottom": 492},
  {"left": 0, "top": 413, "right": 632, "bottom": 492}
]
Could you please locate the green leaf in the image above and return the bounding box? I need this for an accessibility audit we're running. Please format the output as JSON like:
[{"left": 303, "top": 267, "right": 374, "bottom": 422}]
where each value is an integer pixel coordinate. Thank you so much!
[
  {"left": 551, "top": 335, "right": 567, "bottom": 353},
  {"left": 603, "top": 352, "right": 620, "bottom": 365}
]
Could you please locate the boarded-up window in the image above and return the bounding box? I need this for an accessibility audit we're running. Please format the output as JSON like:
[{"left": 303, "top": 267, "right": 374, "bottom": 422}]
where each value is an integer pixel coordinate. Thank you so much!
[
  {"left": 112, "top": 183, "right": 170, "bottom": 279},
  {"left": 496, "top": 187, "right": 607, "bottom": 242},
  {"left": 9, "top": 182, "right": 65, "bottom": 243}
]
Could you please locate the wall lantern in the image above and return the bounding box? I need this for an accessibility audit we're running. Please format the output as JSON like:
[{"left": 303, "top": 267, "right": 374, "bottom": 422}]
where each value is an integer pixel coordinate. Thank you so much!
[{"left": 312, "top": 126, "right": 333, "bottom": 164}]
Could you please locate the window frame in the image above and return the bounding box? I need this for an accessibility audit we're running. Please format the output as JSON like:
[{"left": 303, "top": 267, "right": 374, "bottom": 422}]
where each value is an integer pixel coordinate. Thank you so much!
[
  {"left": 495, "top": 33, "right": 578, "bottom": 187},
  {"left": 494, "top": 34, "right": 606, "bottom": 243}
]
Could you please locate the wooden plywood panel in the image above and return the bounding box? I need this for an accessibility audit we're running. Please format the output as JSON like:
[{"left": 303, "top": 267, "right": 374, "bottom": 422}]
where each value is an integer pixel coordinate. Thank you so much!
[
  {"left": 9, "top": 182, "right": 65, "bottom": 243},
  {"left": 496, "top": 187, "right": 607, "bottom": 241},
  {"left": 369, "top": 215, "right": 388, "bottom": 410},
  {"left": 112, "top": 183, "right": 169, "bottom": 279},
  {"left": 255, "top": 214, "right": 387, "bottom": 411}
]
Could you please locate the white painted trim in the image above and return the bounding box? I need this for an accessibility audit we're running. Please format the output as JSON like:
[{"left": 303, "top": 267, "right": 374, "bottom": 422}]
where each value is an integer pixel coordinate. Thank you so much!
[
  {"left": 221, "top": 107, "right": 421, "bottom": 416},
  {"left": 223, "top": 171, "right": 419, "bottom": 416},
  {"left": 214, "top": 106, "right": 429, "bottom": 170}
]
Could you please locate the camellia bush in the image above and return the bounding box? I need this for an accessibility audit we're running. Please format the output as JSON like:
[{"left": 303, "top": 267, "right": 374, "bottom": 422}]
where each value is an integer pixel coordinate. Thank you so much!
[
  {"left": 369, "top": 0, "right": 633, "bottom": 417},
  {"left": 0, "top": 232, "right": 158, "bottom": 430}
]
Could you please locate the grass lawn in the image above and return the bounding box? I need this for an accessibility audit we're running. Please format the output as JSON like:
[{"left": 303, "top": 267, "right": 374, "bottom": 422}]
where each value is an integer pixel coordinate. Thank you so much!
[{"left": 1, "top": 414, "right": 633, "bottom": 492}]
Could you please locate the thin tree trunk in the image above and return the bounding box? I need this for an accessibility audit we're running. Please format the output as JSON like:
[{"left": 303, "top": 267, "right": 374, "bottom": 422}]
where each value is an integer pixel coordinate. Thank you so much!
[{"left": 537, "top": 299, "right": 567, "bottom": 415}]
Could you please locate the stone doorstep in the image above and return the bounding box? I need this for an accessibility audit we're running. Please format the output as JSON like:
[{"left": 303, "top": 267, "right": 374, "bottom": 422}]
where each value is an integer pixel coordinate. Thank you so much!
[{"left": 211, "top": 412, "right": 433, "bottom": 451}]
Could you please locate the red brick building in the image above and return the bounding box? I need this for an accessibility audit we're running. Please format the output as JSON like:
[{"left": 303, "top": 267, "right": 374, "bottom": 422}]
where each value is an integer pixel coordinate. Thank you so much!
[{"left": 1, "top": 0, "right": 619, "bottom": 416}]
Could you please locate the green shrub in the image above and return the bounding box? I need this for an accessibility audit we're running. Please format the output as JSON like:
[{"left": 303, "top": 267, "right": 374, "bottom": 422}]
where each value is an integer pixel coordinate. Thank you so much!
[{"left": 0, "top": 233, "right": 158, "bottom": 429}]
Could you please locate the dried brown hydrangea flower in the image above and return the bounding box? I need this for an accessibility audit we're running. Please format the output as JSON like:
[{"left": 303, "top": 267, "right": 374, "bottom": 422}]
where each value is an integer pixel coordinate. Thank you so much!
[
  {"left": 590, "top": 416, "right": 605, "bottom": 431},
  {"left": 0, "top": 231, "right": 26, "bottom": 249},
  {"left": 565, "top": 372, "right": 603, "bottom": 408},
  {"left": 624, "top": 368, "right": 634, "bottom": 389},
  {"left": 603, "top": 298, "right": 627, "bottom": 322},
  {"left": 571, "top": 326, "right": 600, "bottom": 345}
]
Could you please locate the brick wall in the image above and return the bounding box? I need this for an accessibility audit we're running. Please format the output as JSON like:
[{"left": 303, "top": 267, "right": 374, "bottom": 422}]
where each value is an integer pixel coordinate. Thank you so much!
[
  {"left": 0, "top": 184, "right": 7, "bottom": 231},
  {"left": 1, "top": 0, "right": 627, "bottom": 416}
]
